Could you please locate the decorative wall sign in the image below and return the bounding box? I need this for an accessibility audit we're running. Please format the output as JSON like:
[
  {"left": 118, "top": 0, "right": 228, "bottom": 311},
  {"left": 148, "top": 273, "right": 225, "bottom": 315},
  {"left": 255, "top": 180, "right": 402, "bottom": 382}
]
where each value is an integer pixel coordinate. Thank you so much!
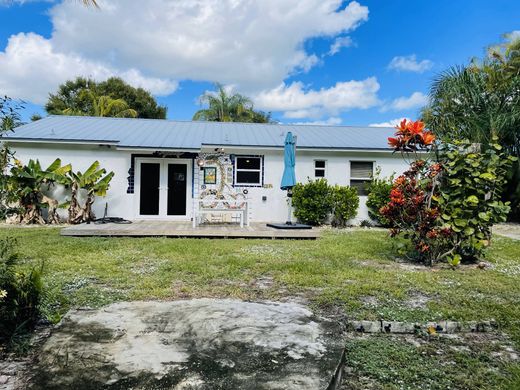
[{"left": 204, "top": 167, "right": 217, "bottom": 184}]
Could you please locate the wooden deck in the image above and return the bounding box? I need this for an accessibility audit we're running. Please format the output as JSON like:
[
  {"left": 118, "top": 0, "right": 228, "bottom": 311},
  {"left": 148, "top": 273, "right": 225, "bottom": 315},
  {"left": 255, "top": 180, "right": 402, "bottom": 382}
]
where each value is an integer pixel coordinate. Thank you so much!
[{"left": 61, "top": 221, "right": 320, "bottom": 239}]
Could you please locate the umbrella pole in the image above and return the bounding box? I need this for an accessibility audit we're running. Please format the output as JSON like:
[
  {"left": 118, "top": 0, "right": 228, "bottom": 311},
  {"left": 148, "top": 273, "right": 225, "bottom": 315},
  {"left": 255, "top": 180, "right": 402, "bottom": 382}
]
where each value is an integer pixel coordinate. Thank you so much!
[{"left": 286, "top": 189, "right": 293, "bottom": 225}]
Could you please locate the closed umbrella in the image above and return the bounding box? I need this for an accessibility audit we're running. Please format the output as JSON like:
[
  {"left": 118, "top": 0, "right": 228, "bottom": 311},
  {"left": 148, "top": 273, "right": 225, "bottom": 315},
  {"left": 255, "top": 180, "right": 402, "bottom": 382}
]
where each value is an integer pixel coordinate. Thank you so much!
[{"left": 280, "top": 132, "right": 296, "bottom": 224}]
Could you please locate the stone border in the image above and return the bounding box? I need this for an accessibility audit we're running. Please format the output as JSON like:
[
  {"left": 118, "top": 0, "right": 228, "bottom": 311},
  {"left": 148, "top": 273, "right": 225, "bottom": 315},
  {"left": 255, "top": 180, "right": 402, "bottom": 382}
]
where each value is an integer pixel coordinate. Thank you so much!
[{"left": 348, "top": 320, "right": 498, "bottom": 334}]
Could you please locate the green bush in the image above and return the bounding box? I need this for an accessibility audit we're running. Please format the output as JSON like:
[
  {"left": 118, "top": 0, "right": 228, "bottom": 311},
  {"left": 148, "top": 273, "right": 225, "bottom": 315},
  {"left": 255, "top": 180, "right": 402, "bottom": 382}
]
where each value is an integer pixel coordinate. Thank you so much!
[
  {"left": 438, "top": 139, "right": 516, "bottom": 261},
  {"left": 292, "top": 179, "right": 333, "bottom": 225},
  {"left": 292, "top": 179, "right": 359, "bottom": 226},
  {"left": 331, "top": 185, "right": 359, "bottom": 226},
  {"left": 366, "top": 170, "right": 393, "bottom": 226},
  {"left": 0, "top": 237, "right": 43, "bottom": 344}
]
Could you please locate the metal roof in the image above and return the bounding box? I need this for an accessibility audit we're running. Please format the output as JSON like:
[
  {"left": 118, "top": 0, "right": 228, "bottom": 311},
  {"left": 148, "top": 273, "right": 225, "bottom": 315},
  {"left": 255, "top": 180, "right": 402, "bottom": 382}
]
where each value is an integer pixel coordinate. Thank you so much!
[{"left": 4, "top": 115, "right": 396, "bottom": 151}]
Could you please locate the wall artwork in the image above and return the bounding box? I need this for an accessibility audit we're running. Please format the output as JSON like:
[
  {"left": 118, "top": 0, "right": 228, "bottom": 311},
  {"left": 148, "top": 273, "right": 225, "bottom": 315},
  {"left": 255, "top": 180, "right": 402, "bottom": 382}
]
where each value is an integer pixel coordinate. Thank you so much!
[{"left": 203, "top": 167, "right": 217, "bottom": 184}]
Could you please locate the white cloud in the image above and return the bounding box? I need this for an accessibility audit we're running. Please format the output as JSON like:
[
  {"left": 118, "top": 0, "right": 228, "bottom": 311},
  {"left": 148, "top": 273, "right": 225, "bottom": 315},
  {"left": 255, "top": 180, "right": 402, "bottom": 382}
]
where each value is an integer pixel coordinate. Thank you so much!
[
  {"left": 254, "top": 78, "right": 380, "bottom": 118},
  {"left": 381, "top": 92, "right": 428, "bottom": 112},
  {"left": 0, "top": 33, "right": 177, "bottom": 104},
  {"left": 328, "top": 36, "right": 353, "bottom": 55},
  {"left": 369, "top": 118, "right": 406, "bottom": 127},
  {"left": 388, "top": 55, "right": 433, "bottom": 73},
  {"left": 507, "top": 30, "right": 520, "bottom": 41},
  {"left": 0, "top": 0, "right": 369, "bottom": 104}
]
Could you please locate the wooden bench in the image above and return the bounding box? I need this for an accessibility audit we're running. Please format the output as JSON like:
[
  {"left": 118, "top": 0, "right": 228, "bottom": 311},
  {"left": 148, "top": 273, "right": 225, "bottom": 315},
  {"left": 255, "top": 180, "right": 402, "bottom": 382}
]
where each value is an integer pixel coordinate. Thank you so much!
[{"left": 193, "top": 200, "right": 249, "bottom": 228}]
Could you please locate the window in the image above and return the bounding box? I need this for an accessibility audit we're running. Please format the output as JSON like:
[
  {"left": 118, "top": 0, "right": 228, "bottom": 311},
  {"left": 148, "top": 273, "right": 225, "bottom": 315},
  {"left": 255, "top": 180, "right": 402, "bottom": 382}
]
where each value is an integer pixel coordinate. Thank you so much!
[
  {"left": 350, "top": 161, "right": 373, "bottom": 196},
  {"left": 314, "top": 160, "right": 326, "bottom": 178},
  {"left": 234, "top": 156, "right": 262, "bottom": 186}
]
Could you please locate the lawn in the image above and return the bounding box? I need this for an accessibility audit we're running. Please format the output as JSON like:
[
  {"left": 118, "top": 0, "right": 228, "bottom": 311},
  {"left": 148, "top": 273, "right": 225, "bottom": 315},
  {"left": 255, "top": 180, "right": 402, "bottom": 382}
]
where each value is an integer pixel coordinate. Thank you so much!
[{"left": 1, "top": 226, "right": 520, "bottom": 389}]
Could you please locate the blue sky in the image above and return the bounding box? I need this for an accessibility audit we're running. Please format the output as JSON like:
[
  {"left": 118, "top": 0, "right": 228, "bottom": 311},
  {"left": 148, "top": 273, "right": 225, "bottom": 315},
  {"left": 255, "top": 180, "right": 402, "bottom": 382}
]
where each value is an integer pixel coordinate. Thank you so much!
[{"left": 1, "top": 0, "right": 519, "bottom": 126}]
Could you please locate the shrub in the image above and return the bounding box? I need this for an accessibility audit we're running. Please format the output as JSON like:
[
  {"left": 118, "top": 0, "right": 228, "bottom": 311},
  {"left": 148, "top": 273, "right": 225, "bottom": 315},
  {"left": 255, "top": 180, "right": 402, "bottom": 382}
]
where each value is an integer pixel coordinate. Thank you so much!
[
  {"left": 331, "top": 185, "right": 359, "bottom": 226},
  {"left": 437, "top": 139, "right": 516, "bottom": 261},
  {"left": 292, "top": 179, "right": 332, "bottom": 225},
  {"left": 0, "top": 237, "right": 43, "bottom": 344},
  {"left": 382, "top": 119, "right": 517, "bottom": 266},
  {"left": 366, "top": 169, "right": 393, "bottom": 226}
]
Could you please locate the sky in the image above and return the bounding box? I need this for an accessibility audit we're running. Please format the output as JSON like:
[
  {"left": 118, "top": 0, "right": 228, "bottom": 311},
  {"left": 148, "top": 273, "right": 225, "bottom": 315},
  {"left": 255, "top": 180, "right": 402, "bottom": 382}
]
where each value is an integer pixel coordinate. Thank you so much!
[{"left": 0, "top": 0, "right": 519, "bottom": 126}]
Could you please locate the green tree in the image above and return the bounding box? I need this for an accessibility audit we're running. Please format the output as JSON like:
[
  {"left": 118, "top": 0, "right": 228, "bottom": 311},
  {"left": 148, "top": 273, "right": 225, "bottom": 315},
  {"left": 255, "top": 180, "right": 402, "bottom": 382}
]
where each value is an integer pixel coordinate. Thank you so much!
[
  {"left": 423, "top": 35, "right": 520, "bottom": 219},
  {"left": 193, "top": 83, "right": 272, "bottom": 123},
  {"left": 1, "top": 96, "right": 23, "bottom": 220},
  {"left": 45, "top": 77, "right": 167, "bottom": 119}
]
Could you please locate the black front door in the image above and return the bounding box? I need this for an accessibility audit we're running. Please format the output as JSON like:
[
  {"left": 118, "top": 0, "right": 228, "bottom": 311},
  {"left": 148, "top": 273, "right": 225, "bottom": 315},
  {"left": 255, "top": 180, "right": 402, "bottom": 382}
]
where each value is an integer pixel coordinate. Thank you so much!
[
  {"left": 167, "top": 164, "right": 187, "bottom": 216},
  {"left": 139, "top": 162, "right": 161, "bottom": 215}
]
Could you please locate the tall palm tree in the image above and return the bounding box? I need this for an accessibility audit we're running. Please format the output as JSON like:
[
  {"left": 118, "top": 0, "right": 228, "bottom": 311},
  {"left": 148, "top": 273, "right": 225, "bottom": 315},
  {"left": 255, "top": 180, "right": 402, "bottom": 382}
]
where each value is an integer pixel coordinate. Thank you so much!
[{"left": 193, "top": 83, "right": 271, "bottom": 123}]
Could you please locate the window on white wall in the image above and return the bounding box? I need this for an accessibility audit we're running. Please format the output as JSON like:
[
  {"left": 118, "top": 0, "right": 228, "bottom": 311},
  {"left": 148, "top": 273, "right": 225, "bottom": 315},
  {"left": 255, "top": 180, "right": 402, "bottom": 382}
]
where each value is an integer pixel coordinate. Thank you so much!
[
  {"left": 314, "top": 160, "right": 326, "bottom": 178},
  {"left": 234, "top": 156, "right": 262, "bottom": 186},
  {"left": 350, "top": 161, "right": 373, "bottom": 196}
]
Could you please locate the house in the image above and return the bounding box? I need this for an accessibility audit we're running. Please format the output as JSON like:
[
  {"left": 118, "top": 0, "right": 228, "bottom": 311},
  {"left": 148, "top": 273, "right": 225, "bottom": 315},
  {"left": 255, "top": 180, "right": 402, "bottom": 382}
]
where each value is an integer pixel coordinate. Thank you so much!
[{"left": 4, "top": 116, "right": 407, "bottom": 224}]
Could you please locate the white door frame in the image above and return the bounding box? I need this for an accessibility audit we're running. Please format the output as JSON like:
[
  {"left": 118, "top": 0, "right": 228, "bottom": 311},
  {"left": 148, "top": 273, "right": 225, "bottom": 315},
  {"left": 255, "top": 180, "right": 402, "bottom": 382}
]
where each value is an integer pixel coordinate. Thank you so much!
[{"left": 134, "top": 157, "right": 192, "bottom": 220}]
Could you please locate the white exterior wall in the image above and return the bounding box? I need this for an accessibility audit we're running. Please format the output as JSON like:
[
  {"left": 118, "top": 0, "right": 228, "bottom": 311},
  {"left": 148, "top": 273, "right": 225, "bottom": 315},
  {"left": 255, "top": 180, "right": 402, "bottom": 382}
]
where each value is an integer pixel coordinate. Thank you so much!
[
  {"left": 10, "top": 143, "right": 135, "bottom": 220},
  {"left": 9, "top": 142, "right": 409, "bottom": 224}
]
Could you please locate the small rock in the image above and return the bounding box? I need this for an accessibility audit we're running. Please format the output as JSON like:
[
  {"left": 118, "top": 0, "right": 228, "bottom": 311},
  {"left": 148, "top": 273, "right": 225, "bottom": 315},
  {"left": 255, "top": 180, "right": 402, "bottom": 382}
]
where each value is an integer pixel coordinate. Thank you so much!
[{"left": 0, "top": 375, "right": 9, "bottom": 385}]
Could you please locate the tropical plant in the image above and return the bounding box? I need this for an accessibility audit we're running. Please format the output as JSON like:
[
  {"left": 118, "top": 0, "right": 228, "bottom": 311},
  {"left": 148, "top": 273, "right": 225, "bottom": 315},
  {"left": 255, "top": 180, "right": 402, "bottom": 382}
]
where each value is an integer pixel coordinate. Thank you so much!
[
  {"left": 437, "top": 139, "right": 516, "bottom": 261},
  {"left": 193, "top": 83, "right": 272, "bottom": 123},
  {"left": 366, "top": 168, "right": 393, "bottom": 226},
  {"left": 46, "top": 77, "right": 167, "bottom": 119},
  {"left": 68, "top": 161, "right": 114, "bottom": 224},
  {"left": 10, "top": 159, "right": 71, "bottom": 224},
  {"left": 382, "top": 119, "right": 516, "bottom": 266},
  {"left": 422, "top": 35, "right": 520, "bottom": 219},
  {"left": 0, "top": 237, "right": 43, "bottom": 345},
  {"left": 292, "top": 179, "right": 333, "bottom": 225}
]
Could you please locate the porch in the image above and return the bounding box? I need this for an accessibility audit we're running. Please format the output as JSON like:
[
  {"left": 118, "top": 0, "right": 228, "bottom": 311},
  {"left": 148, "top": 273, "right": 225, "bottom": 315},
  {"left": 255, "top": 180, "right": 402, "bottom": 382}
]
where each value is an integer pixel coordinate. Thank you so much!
[{"left": 60, "top": 220, "right": 320, "bottom": 239}]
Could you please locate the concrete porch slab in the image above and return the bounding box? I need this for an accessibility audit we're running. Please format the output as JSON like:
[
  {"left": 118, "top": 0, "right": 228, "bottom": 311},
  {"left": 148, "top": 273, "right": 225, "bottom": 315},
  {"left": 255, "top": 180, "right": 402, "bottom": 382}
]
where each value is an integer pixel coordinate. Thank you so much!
[{"left": 26, "top": 299, "right": 345, "bottom": 389}]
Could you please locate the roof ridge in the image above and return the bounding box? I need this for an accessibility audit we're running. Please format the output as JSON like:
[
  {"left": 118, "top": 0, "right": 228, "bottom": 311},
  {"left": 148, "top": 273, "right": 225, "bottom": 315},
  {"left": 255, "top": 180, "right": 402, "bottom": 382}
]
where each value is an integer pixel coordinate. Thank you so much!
[{"left": 45, "top": 115, "right": 393, "bottom": 130}]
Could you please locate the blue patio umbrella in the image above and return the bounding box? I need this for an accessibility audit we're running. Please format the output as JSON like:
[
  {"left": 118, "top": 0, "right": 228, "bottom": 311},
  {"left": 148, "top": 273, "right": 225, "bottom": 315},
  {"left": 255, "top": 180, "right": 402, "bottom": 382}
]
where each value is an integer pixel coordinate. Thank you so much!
[
  {"left": 281, "top": 132, "right": 297, "bottom": 224},
  {"left": 281, "top": 132, "right": 296, "bottom": 190}
]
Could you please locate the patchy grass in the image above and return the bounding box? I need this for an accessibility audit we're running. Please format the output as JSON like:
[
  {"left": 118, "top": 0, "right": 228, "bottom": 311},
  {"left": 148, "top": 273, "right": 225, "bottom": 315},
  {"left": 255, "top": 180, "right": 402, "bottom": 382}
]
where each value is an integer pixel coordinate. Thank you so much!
[
  {"left": 343, "top": 333, "right": 520, "bottom": 390},
  {"left": 1, "top": 225, "right": 519, "bottom": 388}
]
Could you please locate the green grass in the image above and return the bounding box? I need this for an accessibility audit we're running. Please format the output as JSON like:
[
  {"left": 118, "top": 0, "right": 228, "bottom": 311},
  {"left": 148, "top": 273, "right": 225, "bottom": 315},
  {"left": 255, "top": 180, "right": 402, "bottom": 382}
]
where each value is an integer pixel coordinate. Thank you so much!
[{"left": 1, "top": 226, "right": 519, "bottom": 388}]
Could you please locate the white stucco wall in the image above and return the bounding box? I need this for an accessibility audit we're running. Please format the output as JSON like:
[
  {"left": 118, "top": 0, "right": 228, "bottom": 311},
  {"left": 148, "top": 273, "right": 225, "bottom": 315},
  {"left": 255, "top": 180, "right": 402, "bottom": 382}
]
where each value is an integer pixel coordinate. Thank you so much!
[{"left": 9, "top": 142, "right": 409, "bottom": 224}]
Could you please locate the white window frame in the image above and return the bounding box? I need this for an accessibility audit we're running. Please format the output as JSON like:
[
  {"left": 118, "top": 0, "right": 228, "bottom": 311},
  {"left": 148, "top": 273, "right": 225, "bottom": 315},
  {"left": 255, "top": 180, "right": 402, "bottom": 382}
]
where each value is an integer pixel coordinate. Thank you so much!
[
  {"left": 314, "top": 160, "right": 327, "bottom": 178},
  {"left": 234, "top": 156, "right": 263, "bottom": 186},
  {"left": 349, "top": 161, "right": 374, "bottom": 196}
]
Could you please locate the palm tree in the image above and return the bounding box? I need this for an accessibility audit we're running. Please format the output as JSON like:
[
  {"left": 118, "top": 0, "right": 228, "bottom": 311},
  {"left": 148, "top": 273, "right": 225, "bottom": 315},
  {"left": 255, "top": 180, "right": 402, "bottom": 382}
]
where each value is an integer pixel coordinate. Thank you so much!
[
  {"left": 423, "top": 38, "right": 520, "bottom": 155},
  {"left": 62, "top": 91, "right": 138, "bottom": 118},
  {"left": 193, "top": 83, "right": 271, "bottom": 123}
]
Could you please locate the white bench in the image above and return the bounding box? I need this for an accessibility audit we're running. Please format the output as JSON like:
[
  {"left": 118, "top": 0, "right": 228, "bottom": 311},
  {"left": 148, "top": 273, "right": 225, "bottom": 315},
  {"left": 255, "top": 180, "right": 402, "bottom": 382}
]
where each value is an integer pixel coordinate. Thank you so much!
[{"left": 193, "top": 200, "right": 249, "bottom": 228}]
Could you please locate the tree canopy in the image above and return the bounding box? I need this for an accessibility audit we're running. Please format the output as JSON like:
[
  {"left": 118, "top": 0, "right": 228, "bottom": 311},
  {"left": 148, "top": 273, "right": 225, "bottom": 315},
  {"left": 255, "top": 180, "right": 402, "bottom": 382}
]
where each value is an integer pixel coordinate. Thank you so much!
[
  {"left": 45, "top": 77, "right": 167, "bottom": 119},
  {"left": 193, "top": 83, "right": 272, "bottom": 123}
]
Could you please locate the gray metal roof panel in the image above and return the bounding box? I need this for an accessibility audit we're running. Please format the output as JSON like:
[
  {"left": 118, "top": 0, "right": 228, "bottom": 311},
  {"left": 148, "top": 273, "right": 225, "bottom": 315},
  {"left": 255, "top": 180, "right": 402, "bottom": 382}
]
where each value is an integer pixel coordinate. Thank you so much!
[{"left": 4, "top": 115, "right": 396, "bottom": 150}]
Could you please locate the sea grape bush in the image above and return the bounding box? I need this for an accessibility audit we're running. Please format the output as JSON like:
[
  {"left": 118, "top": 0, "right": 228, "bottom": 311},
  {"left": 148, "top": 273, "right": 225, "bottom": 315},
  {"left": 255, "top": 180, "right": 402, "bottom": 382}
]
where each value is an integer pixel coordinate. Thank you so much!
[{"left": 381, "top": 119, "right": 515, "bottom": 265}]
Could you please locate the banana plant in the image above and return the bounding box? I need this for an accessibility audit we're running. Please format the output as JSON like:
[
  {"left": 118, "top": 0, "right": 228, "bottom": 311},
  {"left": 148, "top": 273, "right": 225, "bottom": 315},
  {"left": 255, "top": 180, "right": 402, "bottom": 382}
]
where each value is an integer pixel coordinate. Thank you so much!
[
  {"left": 10, "top": 159, "right": 71, "bottom": 224},
  {"left": 68, "top": 161, "right": 114, "bottom": 224}
]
